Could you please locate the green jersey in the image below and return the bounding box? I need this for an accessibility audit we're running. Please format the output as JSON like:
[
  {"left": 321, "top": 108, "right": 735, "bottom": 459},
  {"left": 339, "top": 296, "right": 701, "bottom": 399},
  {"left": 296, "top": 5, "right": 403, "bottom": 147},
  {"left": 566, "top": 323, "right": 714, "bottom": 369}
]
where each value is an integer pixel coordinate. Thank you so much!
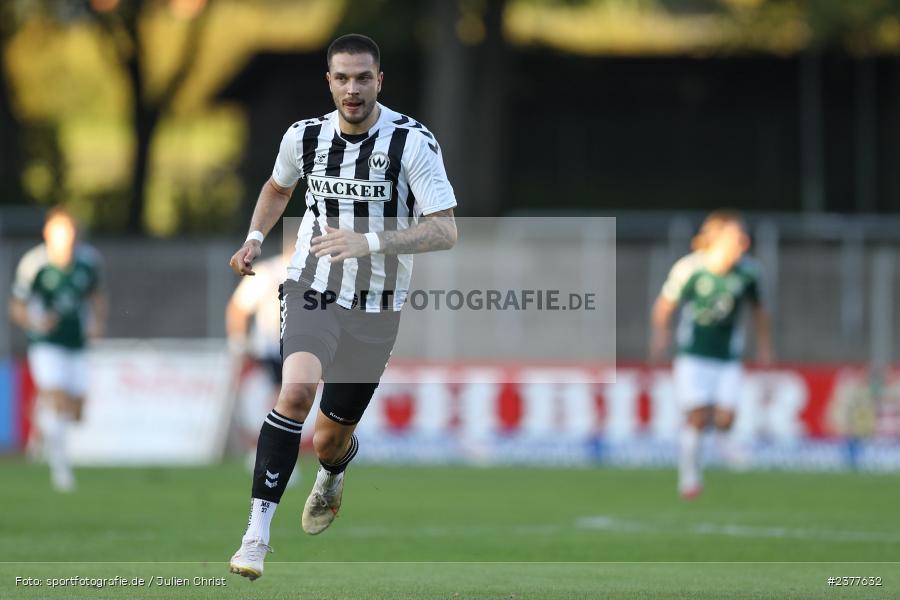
[
  {"left": 12, "top": 244, "right": 102, "bottom": 349},
  {"left": 661, "top": 251, "right": 761, "bottom": 361}
]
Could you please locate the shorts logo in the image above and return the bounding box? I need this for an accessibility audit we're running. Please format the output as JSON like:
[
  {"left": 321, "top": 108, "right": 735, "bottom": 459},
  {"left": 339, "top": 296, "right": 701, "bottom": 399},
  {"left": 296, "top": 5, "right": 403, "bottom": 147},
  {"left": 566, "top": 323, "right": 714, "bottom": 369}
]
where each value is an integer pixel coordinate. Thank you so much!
[
  {"left": 315, "top": 151, "right": 328, "bottom": 165},
  {"left": 368, "top": 151, "right": 390, "bottom": 172},
  {"left": 329, "top": 412, "right": 350, "bottom": 423}
]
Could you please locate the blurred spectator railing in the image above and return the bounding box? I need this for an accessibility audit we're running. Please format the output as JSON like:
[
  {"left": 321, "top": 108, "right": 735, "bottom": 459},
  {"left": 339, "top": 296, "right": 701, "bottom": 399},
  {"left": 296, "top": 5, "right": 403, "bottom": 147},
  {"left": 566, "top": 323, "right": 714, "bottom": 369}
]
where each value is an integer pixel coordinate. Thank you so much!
[{"left": 1, "top": 210, "right": 899, "bottom": 365}]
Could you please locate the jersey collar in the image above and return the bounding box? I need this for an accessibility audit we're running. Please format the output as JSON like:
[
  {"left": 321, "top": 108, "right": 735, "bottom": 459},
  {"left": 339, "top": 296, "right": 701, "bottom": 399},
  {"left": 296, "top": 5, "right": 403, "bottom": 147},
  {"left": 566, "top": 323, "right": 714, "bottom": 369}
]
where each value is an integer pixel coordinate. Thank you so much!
[{"left": 331, "top": 102, "right": 391, "bottom": 143}]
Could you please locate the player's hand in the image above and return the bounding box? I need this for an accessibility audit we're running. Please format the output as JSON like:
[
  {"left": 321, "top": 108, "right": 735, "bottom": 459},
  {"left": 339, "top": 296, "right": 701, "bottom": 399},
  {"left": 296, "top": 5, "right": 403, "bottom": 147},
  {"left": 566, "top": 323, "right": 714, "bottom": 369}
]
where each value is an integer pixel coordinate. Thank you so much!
[
  {"left": 310, "top": 225, "right": 369, "bottom": 263},
  {"left": 31, "top": 313, "right": 59, "bottom": 335},
  {"left": 229, "top": 241, "right": 261, "bottom": 276}
]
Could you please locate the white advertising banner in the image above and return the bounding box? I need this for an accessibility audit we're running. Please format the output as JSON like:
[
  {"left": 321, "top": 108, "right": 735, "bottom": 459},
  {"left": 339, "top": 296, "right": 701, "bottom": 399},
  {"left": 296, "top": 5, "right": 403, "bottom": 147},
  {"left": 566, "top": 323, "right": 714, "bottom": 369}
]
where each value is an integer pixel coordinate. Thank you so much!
[{"left": 67, "top": 340, "right": 234, "bottom": 465}]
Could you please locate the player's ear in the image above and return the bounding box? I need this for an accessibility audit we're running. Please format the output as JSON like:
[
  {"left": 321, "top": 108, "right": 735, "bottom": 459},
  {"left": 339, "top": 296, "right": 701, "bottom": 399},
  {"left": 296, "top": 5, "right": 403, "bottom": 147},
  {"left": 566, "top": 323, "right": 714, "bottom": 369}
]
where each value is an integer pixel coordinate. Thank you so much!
[{"left": 377, "top": 71, "right": 383, "bottom": 93}]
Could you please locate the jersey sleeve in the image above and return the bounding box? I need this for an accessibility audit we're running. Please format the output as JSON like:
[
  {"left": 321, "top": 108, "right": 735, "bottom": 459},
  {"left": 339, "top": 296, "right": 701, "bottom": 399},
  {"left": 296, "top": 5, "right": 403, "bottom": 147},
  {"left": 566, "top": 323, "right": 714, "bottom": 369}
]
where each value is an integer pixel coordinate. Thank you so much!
[
  {"left": 271, "top": 125, "right": 303, "bottom": 188},
  {"left": 11, "top": 246, "right": 45, "bottom": 301},
  {"left": 78, "top": 245, "right": 103, "bottom": 294},
  {"left": 405, "top": 134, "right": 457, "bottom": 216},
  {"left": 741, "top": 258, "right": 762, "bottom": 306},
  {"left": 660, "top": 254, "right": 700, "bottom": 303}
]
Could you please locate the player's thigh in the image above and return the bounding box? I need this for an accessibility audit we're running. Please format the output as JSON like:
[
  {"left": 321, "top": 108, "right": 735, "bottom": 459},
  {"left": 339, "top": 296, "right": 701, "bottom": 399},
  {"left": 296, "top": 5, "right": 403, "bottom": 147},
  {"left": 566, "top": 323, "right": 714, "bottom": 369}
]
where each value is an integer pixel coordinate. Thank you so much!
[
  {"left": 66, "top": 349, "right": 88, "bottom": 398},
  {"left": 673, "top": 355, "right": 717, "bottom": 412},
  {"left": 64, "top": 358, "right": 88, "bottom": 420},
  {"left": 713, "top": 407, "right": 735, "bottom": 430},
  {"left": 713, "top": 361, "right": 743, "bottom": 412},
  {"left": 686, "top": 406, "right": 713, "bottom": 429},
  {"left": 27, "top": 343, "right": 69, "bottom": 395},
  {"left": 280, "top": 280, "right": 341, "bottom": 383},
  {"left": 318, "top": 382, "right": 380, "bottom": 426},
  {"left": 319, "top": 309, "right": 400, "bottom": 426},
  {"left": 282, "top": 352, "right": 323, "bottom": 387}
]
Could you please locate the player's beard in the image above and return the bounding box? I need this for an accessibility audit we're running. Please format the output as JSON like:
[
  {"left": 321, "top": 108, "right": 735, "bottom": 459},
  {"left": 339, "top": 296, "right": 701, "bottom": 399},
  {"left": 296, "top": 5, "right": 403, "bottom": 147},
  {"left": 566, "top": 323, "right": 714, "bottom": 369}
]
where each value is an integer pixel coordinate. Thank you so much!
[{"left": 339, "top": 98, "right": 373, "bottom": 125}]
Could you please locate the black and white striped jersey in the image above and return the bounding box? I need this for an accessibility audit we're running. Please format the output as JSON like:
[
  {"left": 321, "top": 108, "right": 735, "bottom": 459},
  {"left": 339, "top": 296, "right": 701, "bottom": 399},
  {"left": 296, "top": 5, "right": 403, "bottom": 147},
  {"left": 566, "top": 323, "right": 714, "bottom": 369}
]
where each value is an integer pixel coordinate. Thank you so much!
[{"left": 271, "top": 103, "right": 457, "bottom": 312}]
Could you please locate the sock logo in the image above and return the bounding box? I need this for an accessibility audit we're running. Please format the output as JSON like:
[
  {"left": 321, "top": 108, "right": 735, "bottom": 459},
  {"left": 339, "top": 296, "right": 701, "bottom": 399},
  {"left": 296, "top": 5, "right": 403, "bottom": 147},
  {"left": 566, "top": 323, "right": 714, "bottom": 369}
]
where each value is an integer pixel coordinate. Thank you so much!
[{"left": 264, "top": 471, "right": 280, "bottom": 489}]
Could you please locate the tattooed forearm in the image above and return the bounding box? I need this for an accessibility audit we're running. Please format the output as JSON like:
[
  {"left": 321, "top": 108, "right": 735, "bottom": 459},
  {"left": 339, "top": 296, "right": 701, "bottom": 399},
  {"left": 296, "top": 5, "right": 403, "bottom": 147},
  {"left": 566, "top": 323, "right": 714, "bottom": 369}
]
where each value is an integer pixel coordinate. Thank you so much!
[{"left": 378, "top": 209, "right": 457, "bottom": 254}]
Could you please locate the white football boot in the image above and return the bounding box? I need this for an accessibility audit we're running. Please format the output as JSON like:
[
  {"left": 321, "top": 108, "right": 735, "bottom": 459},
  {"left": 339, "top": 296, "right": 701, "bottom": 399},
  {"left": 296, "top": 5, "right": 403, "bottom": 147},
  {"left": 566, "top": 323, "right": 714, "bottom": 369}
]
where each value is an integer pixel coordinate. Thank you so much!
[
  {"left": 229, "top": 538, "right": 272, "bottom": 581},
  {"left": 301, "top": 472, "right": 343, "bottom": 535},
  {"left": 50, "top": 465, "right": 76, "bottom": 493}
]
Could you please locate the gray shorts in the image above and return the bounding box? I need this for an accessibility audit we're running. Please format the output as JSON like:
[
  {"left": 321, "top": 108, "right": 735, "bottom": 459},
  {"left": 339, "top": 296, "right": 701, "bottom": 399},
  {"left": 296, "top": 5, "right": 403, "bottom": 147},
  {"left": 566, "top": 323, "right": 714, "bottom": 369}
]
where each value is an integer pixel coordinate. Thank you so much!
[{"left": 279, "top": 279, "right": 401, "bottom": 424}]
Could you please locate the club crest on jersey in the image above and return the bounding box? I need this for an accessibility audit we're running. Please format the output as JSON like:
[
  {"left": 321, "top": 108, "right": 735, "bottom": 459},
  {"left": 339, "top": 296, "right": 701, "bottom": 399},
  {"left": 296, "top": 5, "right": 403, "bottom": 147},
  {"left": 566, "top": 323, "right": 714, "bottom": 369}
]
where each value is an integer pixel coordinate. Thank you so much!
[
  {"left": 368, "top": 151, "right": 390, "bottom": 172},
  {"left": 315, "top": 151, "right": 328, "bottom": 165},
  {"left": 695, "top": 275, "right": 715, "bottom": 297}
]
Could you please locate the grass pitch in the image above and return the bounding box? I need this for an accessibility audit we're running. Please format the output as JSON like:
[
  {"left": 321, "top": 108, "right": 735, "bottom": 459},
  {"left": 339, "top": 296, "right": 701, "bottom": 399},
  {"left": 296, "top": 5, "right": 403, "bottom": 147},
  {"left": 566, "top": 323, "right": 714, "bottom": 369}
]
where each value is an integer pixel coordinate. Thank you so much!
[{"left": 0, "top": 459, "right": 897, "bottom": 599}]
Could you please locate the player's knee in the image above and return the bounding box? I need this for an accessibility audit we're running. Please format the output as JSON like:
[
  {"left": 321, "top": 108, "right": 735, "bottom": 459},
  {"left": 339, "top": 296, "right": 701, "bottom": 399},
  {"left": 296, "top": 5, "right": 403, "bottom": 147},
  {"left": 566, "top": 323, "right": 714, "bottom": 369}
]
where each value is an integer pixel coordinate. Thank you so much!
[
  {"left": 67, "top": 397, "right": 85, "bottom": 422},
  {"left": 275, "top": 384, "right": 316, "bottom": 420},
  {"left": 715, "top": 412, "right": 735, "bottom": 430},
  {"left": 686, "top": 408, "right": 709, "bottom": 429},
  {"left": 313, "top": 428, "right": 348, "bottom": 463}
]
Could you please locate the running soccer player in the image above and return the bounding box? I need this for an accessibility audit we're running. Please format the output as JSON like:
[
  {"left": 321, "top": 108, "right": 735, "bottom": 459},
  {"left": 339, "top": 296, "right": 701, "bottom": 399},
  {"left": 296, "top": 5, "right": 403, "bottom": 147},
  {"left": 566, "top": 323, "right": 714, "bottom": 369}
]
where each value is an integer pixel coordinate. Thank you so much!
[
  {"left": 9, "top": 207, "right": 106, "bottom": 492},
  {"left": 227, "top": 34, "right": 457, "bottom": 580},
  {"left": 650, "top": 210, "right": 772, "bottom": 498}
]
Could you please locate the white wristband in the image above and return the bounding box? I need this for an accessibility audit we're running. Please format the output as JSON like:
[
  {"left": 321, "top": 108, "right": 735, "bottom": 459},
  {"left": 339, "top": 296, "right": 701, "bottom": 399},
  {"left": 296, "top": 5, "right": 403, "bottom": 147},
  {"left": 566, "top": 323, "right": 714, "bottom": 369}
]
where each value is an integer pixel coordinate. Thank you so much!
[
  {"left": 365, "top": 232, "right": 382, "bottom": 253},
  {"left": 245, "top": 230, "right": 264, "bottom": 244}
]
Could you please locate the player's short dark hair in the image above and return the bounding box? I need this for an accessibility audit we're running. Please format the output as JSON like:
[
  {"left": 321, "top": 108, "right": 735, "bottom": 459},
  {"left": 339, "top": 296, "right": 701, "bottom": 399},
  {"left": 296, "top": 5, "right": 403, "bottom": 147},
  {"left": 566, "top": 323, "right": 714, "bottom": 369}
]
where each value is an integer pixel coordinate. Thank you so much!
[{"left": 327, "top": 34, "right": 380, "bottom": 70}]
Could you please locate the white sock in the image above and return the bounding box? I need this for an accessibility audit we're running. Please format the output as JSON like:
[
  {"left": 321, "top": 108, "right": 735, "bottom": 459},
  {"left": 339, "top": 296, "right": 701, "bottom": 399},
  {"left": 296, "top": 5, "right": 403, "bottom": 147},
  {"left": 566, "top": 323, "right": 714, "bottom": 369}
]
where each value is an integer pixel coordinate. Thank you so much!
[
  {"left": 679, "top": 426, "right": 702, "bottom": 491},
  {"left": 37, "top": 405, "right": 70, "bottom": 479},
  {"left": 243, "top": 498, "right": 278, "bottom": 545},
  {"left": 315, "top": 466, "right": 343, "bottom": 494}
]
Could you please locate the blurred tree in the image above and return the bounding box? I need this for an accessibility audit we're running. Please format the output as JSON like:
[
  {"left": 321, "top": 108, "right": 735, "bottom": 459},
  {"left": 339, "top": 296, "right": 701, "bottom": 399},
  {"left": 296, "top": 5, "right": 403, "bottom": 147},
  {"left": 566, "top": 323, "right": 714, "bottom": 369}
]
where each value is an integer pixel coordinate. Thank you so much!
[
  {"left": 3, "top": 0, "right": 343, "bottom": 234},
  {"left": 85, "top": 0, "right": 211, "bottom": 234},
  {"left": 0, "top": 4, "right": 25, "bottom": 207},
  {"left": 803, "top": 0, "right": 900, "bottom": 53},
  {"left": 1, "top": 0, "right": 211, "bottom": 232}
]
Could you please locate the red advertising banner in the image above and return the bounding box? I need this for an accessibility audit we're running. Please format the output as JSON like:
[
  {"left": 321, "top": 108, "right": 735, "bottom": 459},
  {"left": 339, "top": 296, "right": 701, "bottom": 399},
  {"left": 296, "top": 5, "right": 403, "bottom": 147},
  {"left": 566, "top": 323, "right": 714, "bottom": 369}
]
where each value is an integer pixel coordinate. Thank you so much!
[{"left": 363, "top": 362, "right": 898, "bottom": 442}]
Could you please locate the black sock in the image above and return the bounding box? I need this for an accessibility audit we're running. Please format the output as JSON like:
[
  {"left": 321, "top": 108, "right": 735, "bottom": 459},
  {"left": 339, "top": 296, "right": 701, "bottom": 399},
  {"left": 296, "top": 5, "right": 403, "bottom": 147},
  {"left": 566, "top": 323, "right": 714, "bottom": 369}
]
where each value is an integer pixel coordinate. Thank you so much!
[
  {"left": 320, "top": 434, "right": 359, "bottom": 474},
  {"left": 251, "top": 410, "right": 303, "bottom": 502}
]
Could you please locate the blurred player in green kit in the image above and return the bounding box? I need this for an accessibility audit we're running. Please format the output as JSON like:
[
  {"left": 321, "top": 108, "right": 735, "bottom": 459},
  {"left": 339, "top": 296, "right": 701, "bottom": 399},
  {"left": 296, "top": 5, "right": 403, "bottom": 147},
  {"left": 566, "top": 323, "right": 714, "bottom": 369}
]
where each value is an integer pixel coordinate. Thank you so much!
[
  {"left": 9, "top": 207, "right": 106, "bottom": 492},
  {"left": 651, "top": 210, "right": 772, "bottom": 498}
]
